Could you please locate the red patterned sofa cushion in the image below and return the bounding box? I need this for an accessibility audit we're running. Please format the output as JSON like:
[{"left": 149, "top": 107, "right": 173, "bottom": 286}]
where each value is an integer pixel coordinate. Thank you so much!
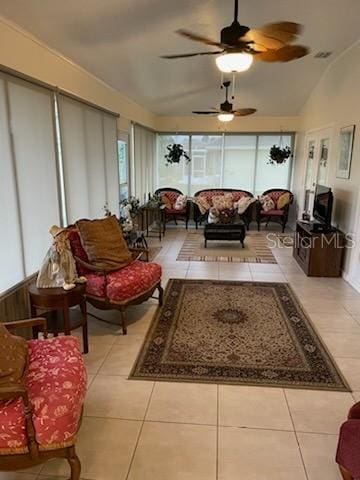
[
  {"left": 160, "top": 191, "right": 179, "bottom": 207},
  {"left": 0, "top": 336, "right": 86, "bottom": 455},
  {"left": 267, "top": 191, "right": 287, "bottom": 205},
  {"left": 107, "top": 261, "right": 161, "bottom": 304},
  {"left": 197, "top": 190, "right": 250, "bottom": 208}
]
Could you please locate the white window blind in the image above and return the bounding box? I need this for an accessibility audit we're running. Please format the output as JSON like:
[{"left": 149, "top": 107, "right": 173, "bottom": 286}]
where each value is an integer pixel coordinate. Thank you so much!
[
  {"left": 58, "top": 95, "right": 119, "bottom": 223},
  {"left": 133, "top": 124, "right": 156, "bottom": 202},
  {"left": 0, "top": 77, "right": 24, "bottom": 292},
  {"left": 7, "top": 78, "right": 60, "bottom": 277}
]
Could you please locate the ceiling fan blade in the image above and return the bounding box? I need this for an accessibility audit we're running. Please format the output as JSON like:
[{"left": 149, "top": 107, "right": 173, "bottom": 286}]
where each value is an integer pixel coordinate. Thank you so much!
[
  {"left": 233, "top": 108, "right": 257, "bottom": 116},
  {"left": 192, "top": 111, "right": 218, "bottom": 115},
  {"left": 260, "top": 22, "right": 303, "bottom": 42},
  {"left": 176, "top": 29, "right": 223, "bottom": 47},
  {"left": 256, "top": 45, "right": 309, "bottom": 62},
  {"left": 161, "top": 50, "right": 223, "bottom": 59},
  {"left": 243, "top": 29, "right": 285, "bottom": 51}
]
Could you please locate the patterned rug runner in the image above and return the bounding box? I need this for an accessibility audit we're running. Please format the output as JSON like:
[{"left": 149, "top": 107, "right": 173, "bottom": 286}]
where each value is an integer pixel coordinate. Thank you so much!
[
  {"left": 130, "top": 279, "right": 349, "bottom": 391},
  {"left": 177, "top": 232, "right": 276, "bottom": 263}
]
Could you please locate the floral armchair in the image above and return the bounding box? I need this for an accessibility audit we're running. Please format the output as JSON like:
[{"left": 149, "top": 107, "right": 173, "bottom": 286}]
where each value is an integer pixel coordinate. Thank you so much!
[
  {"left": 67, "top": 226, "right": 163, "bottom": 335},
  {"left": 336, "top": 402, "right": 360, "bottom": 480},
  {"left": 256, "top": 188, "right": 294, "bottom": 232},
  {"left": 0, "top": 317, "right": 86, "bottom": 480},
  {"left": 155, "top": 188, "right": 190, "bottom": 229}
]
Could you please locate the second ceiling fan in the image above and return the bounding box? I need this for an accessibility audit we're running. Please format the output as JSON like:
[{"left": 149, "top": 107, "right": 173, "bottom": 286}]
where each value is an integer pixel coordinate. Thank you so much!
[
  {"left": 161, "top": 0, "right": 310, "bottom": 73},
  {"left": 193, "top": 81, "right": 256, "bottom": 122}
]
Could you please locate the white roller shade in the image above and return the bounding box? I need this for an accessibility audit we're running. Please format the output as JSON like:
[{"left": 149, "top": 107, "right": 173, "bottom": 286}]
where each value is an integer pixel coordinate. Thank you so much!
[
  {"left": 0, "top": 77, "right": 24, "bottom": 292},
  {"left": 59, "top": 95, "right": 119, "bottom": 223},
  {"left": 133, "top": 124, "right": 156, "bottom": 202},
  {"left": 7, "top": 78, "right": 60, "bottom": 277}
]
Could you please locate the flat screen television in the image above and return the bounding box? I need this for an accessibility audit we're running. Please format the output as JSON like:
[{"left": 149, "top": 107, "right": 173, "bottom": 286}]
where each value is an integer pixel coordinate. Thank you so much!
[{"left": 313, "top": 184, "right": 333, "bottom": 225}]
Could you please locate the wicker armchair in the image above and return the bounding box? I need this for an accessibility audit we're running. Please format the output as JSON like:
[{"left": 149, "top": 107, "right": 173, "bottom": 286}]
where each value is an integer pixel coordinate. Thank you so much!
[
  {"left": 256, "top": 189, "right": 294, "bottom": 232},
  {"left": 155, "top": 188, "right": 190, "bottom": 229}
]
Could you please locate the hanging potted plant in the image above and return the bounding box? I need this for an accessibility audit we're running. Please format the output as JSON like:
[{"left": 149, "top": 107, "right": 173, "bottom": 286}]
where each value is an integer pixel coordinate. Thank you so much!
[
  {"left": 268, "top": 145, "right": 292, "bottom": 165},
  {"left": 165, "top": 143, "right": 191, "bottom": 166}
]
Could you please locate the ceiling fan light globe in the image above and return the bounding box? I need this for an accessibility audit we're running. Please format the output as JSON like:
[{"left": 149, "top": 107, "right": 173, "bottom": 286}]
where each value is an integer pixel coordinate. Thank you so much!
[
  {"left": 215, "top": 52, "right": 253, "bottom": 73},
  {"left": 218, "top": 113, "right": 235, "bottom": 122}
]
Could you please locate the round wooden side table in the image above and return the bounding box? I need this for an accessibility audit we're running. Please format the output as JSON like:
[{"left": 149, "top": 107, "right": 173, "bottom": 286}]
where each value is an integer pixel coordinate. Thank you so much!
[{"left": 28, "top": 283, "right": 88, "bottom": 354}]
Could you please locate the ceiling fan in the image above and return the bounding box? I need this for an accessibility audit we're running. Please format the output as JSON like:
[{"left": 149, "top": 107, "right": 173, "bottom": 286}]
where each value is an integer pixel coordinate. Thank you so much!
[
  {"left": 161, "top": 0, "right": 309, "bottom": 72},
  {"left": 193, "top": 81, "right": 256, "bottom": 122}
]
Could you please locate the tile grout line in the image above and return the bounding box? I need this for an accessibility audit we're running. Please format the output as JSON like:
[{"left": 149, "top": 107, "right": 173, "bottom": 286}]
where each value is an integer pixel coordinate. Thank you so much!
[
  {"left": 125, "top": 381, "right": 156, "bottom": 480},
  {"left": 283, "top": 389, "right": 309, "bottom": 480}
]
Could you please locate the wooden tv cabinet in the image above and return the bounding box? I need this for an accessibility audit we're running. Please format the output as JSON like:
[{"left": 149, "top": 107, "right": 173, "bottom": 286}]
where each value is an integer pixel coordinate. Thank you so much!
[{"left": 293, "top": 221, "right": 345, "bottom": 277}]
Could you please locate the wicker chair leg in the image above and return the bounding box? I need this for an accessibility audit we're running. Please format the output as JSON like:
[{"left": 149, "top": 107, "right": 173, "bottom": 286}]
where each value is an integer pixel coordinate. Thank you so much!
[
  {"left": 67, "top": 447, "right": 81, "bottom": 480},
  {"left": 120, "top": 309, "right": 127, "bottom": 335}
]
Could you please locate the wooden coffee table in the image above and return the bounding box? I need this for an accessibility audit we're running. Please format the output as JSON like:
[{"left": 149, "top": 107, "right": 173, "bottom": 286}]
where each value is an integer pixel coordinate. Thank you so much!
[{"left": 204, "top": 221, "right": 246, "bottom": 248}]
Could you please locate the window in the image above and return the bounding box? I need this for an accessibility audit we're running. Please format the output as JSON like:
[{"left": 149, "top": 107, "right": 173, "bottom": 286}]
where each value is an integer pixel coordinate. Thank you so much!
[
  {"left": 0, "top": 70, "right": 119, "bottom": 294},
  {"left": 223, "top": 135, "right": 257, "bottom": 192},
  {"left": 157, "top": 135, "right": 190, "bottom": 194},
  {"left": 132, "top": 124, "right": 156, "bottom": 202},
  {"left": 58, "top": 94, "right": 119, "bottom": 223},
  {"left": 190, "top": 135, "right": 222, "bottom": 194},
  {"left": 156, "top": 133, "right": 294, "bottom": 196},
  {"left": 255, "top": 135, "right": 292, "bottom": 196},
  {"left": 118, "top": 133, "right": 129, "bottom": 201}
]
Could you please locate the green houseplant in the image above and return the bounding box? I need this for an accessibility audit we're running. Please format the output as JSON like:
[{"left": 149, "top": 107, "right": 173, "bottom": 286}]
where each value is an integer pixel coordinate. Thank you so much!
[
  {"left": 165, "top": 144, "right": 191, "bottom": 166},
  {"left": 268, "top": 145, "right": 292, "bottom": 165}
]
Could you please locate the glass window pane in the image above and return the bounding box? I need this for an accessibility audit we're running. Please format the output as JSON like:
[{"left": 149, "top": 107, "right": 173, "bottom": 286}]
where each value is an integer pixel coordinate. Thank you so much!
[
  {"left": 223, "top": 135, "right": 256, "bottom": 192},
  {"left": 118, "top": 140, "right": 128, "bottom": 185},
  {"left": 255, "top": 135, "right": 292, "bottom": 196},
  {"left": 190, "top": 135, "right": 222, "bottom": 195},
  {"left": 157, "top": 134, "right": 190, "bottom": 194}
]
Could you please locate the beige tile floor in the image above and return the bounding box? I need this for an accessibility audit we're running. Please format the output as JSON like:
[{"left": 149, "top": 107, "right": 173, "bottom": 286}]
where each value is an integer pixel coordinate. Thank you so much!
[{"left": 8, "top": 226, "right": 360, "bottom": 480}]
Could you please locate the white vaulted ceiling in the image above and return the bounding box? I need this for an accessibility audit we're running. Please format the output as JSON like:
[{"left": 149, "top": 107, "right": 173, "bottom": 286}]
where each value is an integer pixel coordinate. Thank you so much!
[{"left": 1, "top": 0, "right": 360, "bottom": 116}]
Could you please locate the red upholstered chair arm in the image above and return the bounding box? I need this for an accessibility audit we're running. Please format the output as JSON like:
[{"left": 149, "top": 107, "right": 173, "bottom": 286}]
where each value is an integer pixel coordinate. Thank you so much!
[
  {"left": 349, "top": 402, "right": 360, "bottom": 420},
  {"left": 0, "top": 383, "right": 39, "bottom": 460},
  {"left": 336, "top": 419, "right": 360, "bottom": 477}
]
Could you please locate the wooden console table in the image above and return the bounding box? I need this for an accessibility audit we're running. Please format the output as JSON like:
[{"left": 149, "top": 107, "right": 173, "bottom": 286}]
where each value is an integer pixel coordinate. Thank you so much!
[{"left": 293, "top": 221, "right": 345, "bottom": 277}]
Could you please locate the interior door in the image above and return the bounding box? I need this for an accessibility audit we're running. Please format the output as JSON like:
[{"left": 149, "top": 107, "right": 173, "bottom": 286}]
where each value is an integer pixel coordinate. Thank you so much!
[{"left": 303, "top": 128, "right": 332, "bottom": 217}]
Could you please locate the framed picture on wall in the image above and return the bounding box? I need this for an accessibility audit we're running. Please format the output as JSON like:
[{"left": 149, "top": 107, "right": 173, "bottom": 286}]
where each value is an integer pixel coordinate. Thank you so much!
[{"left": 337, "top": 125, "right": 355, "bottom": 179}]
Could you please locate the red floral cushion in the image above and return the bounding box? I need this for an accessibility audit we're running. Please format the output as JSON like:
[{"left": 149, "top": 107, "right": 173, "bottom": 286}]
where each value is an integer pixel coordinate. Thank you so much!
[
  {"left": 85, "top": 260, "right": 162, "bottom": 304},
  {"left": 260, "top": 209, "right": 284, "bottom": 216},
  {"left": 0, "top": 336, "right": 86, "bottom": 455},
  {"left": 67, "top": 228, "right": 91, "bottom": 275},
  {"left": 165, "top": 207, "right": 186, "bottom": 214}
]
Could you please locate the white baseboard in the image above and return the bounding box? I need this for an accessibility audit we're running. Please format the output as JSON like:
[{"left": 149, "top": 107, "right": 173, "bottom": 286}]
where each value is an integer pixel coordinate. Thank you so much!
[{"left": 342, "top": 270, "right": 360, "bottom": 293}]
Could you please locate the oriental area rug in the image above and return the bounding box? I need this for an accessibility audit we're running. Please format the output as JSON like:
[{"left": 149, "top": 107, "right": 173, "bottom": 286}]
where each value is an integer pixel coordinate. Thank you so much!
[
  {"left": 130, "top": 279, "right": 349, "bottom": 391},
  {"left": 177, "top": 232, "right": 276, "bottom": 263}
]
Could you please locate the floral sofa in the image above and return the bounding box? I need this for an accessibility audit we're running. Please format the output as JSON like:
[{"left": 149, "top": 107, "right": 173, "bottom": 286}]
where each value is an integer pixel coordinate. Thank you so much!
[
  {"left": 0, "top": 318, "right": 86, "bottom": 479},
  {"left": 193, "top": 188, "right": 255, "bottom": 229},
  {"left": 155, "top": 188, "right": 190, "bottom": 229}
]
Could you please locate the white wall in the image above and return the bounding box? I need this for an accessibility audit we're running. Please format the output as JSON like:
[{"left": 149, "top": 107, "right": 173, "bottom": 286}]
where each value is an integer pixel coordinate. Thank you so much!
[
  {"left": 155, "top": 115, "right": 301, "bottom": 133},
  {"left": 293, "top": 41, "right": 360, "bottom": 285},
  {"left": 0, "top": 16, "right": 156, "bottom": 130}
]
